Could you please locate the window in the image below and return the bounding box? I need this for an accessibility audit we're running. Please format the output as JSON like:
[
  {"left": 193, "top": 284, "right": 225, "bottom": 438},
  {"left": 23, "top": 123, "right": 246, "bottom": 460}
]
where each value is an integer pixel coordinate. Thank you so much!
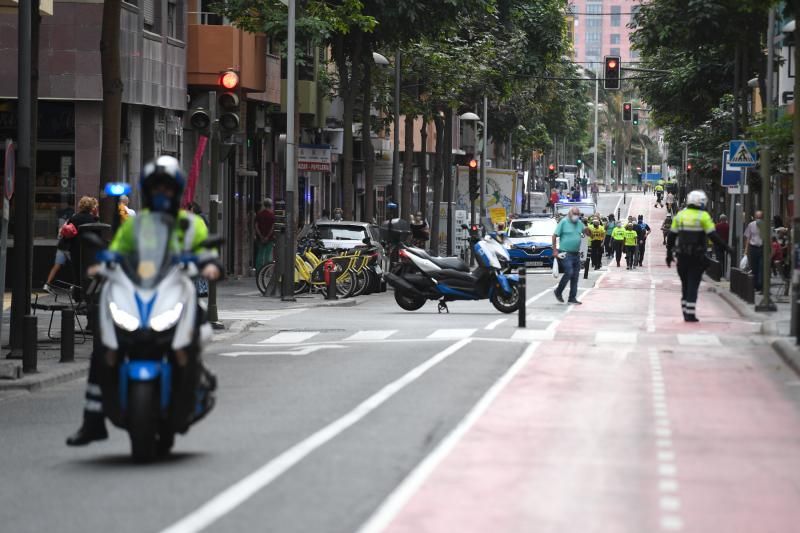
[
  {"left": 143, "top": 0, "right": 162, "bottom": 33},
  {"left": 586, "top": 3, "right": 602, "bottom": 14},
  {"left": 610, "top": 34, "right": 620, "bottom": 45},
  {"left": 585, "top": 32, "right": 601, "bottom": 43},
  {"left": 611, "top": 5, "right": 621, "bottom": 27},
  {"left": 610, "top": 47, "right": 620, "bottom": 56},
  {"left": 167, "top": 0, "right": 178, "bottom": 39},
  {"left": 201, "top": 0, "right": 223, "bottom": 25},
  {"left": 587, "top": 17, "right": 602, "bottom": 28},
  {"left": 586, "top": 48, "right": 601, "bottom": 59}
]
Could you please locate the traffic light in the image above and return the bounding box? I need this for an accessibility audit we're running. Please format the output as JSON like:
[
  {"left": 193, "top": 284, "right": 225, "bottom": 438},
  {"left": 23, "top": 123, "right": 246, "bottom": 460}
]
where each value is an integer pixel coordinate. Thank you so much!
[
  {"left": 687, "top": 162, "right": 693, "bottom": 171},
  {"left": 576, "top": 158, "right": 582, "bottom": 165},
  {"left": 632, "top": 111, "right": 639, "bottom": 125},
  {"left": 611, "top": 159, "right": 617, "bottom": 166},
  {"left": 622, "top": 102, "right": 632, "bottom": 122},
  {"left": 468, "top": 158, "right": 479, "bottom": 200},
  {"left": 604, "top": 55, "right": 621, "bottom": 90},
  {"left": 218, "top": 70, "right": 241, "bottom": 133}
]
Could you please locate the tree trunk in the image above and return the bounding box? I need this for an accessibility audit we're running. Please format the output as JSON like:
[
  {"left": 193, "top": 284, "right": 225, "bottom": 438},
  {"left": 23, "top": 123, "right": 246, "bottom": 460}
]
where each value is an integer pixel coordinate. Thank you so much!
[
  {"left": 361, "top": 47, "right": 375, "bottom": 223},
  {"left": 430, "top": 113, "right": 444, "bottom": 254},
  {"left": 443, "top": 107, "right": 454, "bottom": 255},
  {"left": 100, "top": 0, "right": 123, "bottom": 225},
  {"left": 334, "top": 31, "right": 362, "bottom": 220},
  {"left": 418, "top": 118, "right": 428, "bottom": 219},
  {"left": 401, "top": 113, "right": 414, "bottom": 219}
]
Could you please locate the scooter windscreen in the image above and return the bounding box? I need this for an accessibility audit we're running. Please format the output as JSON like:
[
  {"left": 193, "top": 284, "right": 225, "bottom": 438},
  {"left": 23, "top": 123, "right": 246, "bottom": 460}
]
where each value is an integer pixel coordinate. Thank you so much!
[{"left": 120, "top": 213, "right": 175, "bottom": 290}]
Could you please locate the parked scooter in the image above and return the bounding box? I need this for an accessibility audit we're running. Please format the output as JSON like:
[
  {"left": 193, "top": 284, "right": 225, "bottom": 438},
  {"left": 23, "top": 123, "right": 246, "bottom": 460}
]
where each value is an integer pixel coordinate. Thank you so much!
[
  {"left": 90, "top": 212, "right": 217, "bottom": 461},
  {"left": 384, "top": 224, "right": 520, "bottom": 313}
]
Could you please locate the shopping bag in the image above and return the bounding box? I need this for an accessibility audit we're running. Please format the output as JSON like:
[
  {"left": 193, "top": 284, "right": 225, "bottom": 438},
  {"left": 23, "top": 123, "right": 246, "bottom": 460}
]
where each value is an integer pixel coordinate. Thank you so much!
[
  {"left": 552, "top": 258, "right": 559, "bottom": 278},
  {"left": 738, "top": 255, "right": 748, "bottom": 270}
]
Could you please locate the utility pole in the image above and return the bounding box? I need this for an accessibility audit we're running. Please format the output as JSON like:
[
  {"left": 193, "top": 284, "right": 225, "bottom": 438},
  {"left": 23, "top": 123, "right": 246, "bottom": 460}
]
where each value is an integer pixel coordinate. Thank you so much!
[
  {"left": 9, "top": 0, "right": 33, "bottom": 358},
  {"left": 391, "top": 50, "right": 401, "bottom": 207},
  {"left": 479, "top": 95, "right": 487, "bottom": 226},
  {"left": 206, "top": 92, "right": 220, "bottom": 324},
  {"left": 283, "top": 0, "right": 297, "bottom": 302},
  {"left": 757, "top": 6, "right": 777, "bottom": 312},
  {"left": 593, "top": 72, "right": 599, "bottom": 184}
]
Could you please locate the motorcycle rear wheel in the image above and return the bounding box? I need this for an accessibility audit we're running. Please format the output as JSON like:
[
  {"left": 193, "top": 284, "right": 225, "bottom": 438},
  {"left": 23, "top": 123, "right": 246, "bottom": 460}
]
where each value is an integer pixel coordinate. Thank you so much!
[
  {"left": 128, "top": 382, "right": 159, "bottom": 463},
  {"left": 491, "top": 284, "right": 520, "bottom": 314},
  {"left": 395, "top": 290, "right": 426, "bottom": 311}
]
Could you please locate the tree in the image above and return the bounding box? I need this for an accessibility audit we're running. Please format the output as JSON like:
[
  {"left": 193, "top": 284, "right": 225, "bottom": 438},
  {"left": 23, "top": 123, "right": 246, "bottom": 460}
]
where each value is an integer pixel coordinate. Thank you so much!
[{"left": 99, "top": 0, "right": 123, "bottom": 224}]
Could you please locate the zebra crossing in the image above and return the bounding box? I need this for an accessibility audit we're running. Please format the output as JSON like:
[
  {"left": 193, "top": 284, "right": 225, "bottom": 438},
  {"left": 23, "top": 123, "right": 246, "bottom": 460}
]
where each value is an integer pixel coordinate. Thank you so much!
[
  {"left": 217, "top": 308, "right": 307, "bottom": 322},
  {"left": 212, "top": 326, "right": 729, "bottom": 358}
]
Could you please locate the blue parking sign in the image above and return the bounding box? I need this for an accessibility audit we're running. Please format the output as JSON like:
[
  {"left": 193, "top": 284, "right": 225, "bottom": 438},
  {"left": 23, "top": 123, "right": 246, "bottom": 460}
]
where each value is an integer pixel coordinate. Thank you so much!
[{"left": 721, "top": 150, "right": 742, "bottom": 187}]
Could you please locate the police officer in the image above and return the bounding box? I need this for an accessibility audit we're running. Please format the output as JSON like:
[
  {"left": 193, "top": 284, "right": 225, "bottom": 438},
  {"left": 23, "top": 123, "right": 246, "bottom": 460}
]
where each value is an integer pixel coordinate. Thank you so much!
[
  {"left": 624, "top": 222, "right": 638, "bottom": 270},
  {"left": 611, "top": 222, "right": 626, "bottom": 267},
  {"left": 654, "top": 183, "right": 664, "bottom": 208},
  {"left": 66, "top": 156, "right": 221, "bottom": 446},
  {"left": 589, "top": 217, "right": 605, "bottom": 270},
  {"left": 666, "top": 190, "right": 731, "bottom": 322}
]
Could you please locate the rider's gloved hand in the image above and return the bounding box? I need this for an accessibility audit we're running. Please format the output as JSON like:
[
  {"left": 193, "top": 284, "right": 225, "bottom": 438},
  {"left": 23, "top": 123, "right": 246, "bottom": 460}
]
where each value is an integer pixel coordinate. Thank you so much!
[{"left": 202, "top": 263, "right": 221, "bottom": 281}]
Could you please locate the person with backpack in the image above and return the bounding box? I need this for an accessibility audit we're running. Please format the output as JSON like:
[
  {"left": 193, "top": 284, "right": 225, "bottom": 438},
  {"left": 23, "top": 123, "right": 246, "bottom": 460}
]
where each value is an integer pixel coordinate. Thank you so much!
[
  {"left": 636, "top": 214, "right": 651, "bottom": 267},
  {"left": 44, "top": 197, "right": 98, "bottom": 293}
]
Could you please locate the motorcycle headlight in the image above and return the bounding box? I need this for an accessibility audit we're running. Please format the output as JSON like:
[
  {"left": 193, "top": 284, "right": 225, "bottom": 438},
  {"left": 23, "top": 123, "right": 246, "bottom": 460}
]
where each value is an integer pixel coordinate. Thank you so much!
[
  {"left": 109, "top": 302, "right": 140, "bottom": 331},
  {"left": 150, "top": 302, "right": 184, "bottom": 332}
]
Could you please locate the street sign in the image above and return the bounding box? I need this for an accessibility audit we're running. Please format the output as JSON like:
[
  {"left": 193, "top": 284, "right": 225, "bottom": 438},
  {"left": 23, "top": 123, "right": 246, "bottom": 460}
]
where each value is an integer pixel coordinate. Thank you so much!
[
  {"left": 728, "top": 140, "right": 758, "bottom": 168},
  {"left": 4, "top": 139, "right": 14, "bottom": 200},
  {"left": 721, "top": 150, "right": 742, "bottom": 187}
]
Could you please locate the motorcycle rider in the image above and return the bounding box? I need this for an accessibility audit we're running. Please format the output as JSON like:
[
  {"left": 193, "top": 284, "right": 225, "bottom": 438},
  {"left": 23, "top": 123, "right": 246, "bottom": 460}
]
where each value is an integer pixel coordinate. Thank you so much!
[{"left": 66, "top": 156, "right": 221, "bottom": 446}]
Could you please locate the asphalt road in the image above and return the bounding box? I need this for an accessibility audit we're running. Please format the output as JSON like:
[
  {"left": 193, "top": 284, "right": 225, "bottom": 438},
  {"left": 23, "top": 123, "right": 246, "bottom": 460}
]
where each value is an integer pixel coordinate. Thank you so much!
[{"left": 8, "top": 192, "right": 734, "bottom": 533}]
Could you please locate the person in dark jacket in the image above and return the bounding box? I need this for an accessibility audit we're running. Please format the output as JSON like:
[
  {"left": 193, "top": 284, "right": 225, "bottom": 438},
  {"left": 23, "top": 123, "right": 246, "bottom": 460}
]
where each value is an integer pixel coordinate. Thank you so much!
[{"left": 67, "top": 196, "right": 100, "bottom": 285}]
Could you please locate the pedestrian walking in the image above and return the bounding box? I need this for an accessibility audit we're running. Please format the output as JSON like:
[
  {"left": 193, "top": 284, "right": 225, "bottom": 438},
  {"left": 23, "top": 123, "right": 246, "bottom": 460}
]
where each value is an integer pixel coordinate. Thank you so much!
[
  {"left": 654, "top": 183, "right": 664, "bottom": 208},
  {"left": 624, "top": 222, "right": 638, "bottom": 270},
  {"left": 604, "top": 214, "right": 616, "bottom": 257},
  {"left": 581, "top": 176, "right": 588, "bottom": 198},
  {"left": 666, "top": 190, "right": 731, "bottom": 322},
  {"left": 665, "top": 191, "right": 675, "bottom": 214},
  {"left": 636, "top": 214, "right": 651, "bottom": 267},
  {"left": 590, "top": 182, "right": 599, "bottom": 206},
  {"left": 255, "top": 198, "right": 276, "bottom": 271},
  {"left": 743, "top": 210, "right": 765, "bottom": 293},
  {"left": 552, "top": 206, "right": 591, "bottom": 304},
  {"left": 714, "top": 214, "right": 729, "bottom": 269},
  {"left": 661, "top": 214, "right": 672, "bottom": 245},
  {"left": 612, "top": 222, "right": 626, "bottom": 267},
  {"left": 589, "top": 216, "right": 605, "bottom": 270},
  {"left": 120, "top": 194, "right": 136, "bottom": 217}
]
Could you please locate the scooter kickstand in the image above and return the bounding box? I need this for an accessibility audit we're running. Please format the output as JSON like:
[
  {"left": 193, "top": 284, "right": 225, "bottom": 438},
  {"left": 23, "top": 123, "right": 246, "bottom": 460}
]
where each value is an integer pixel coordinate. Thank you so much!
[{"left": 437, "top": 300, "right": 449, "bottom": 314}]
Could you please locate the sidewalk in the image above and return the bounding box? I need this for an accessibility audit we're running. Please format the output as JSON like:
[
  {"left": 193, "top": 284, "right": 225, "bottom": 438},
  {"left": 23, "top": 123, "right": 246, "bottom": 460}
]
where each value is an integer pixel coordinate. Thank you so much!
[{"left": 371, "top": 195, "right": 800, "bottom": 533}]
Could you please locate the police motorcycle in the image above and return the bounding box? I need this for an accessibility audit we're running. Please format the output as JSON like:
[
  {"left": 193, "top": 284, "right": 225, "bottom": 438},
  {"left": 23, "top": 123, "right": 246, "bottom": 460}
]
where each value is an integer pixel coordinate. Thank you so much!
[
  {"left": 87, "top": 212, "right": 217, "bottom": 461},
  {"left": 384, "top": 224, "right": 520, "bottom": 313}
]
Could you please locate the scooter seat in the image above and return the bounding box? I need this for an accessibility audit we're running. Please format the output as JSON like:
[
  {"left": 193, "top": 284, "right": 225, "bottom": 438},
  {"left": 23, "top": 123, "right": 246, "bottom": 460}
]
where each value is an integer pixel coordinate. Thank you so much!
[{"left": 429, "top": 257, "right": 470, "bottom": 272}]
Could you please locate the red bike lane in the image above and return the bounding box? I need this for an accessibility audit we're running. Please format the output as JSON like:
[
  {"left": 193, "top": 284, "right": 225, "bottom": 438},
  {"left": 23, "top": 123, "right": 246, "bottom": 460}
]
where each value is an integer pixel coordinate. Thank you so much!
[{"left": 367, "top": 194, "right": 800, "bottom": 533}]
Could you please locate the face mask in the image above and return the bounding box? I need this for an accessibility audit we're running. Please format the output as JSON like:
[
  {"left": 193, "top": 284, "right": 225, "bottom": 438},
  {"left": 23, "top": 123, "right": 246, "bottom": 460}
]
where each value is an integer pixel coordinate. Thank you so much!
[
  {"left": 151, "top": 193, "right": 172, "bottom": 212},
  {"left": 569, "top": 214, "right": 578, "bottom": 222}
]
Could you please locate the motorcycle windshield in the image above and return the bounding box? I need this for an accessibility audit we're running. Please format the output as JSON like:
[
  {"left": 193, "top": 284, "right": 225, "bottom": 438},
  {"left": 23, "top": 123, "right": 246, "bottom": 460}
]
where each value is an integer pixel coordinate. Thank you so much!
[{"left": 122, "top": 213, "right": 174, "bottom": 289}]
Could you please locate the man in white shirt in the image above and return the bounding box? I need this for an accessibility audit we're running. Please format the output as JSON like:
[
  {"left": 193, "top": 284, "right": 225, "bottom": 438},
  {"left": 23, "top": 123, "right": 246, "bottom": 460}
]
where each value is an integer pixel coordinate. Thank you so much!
[{"left": 743, "top": 210, "right": 764, "bottom": 292}]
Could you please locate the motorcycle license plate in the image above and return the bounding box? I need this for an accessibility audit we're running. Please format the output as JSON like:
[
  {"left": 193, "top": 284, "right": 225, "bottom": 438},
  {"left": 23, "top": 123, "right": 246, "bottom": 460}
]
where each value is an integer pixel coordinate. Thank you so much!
[
  {"left": 374, "top": 265, "right": 383, "bottom": 275},
  {"left": 527, "top": 261, "right": 543, "bottom": 266}
]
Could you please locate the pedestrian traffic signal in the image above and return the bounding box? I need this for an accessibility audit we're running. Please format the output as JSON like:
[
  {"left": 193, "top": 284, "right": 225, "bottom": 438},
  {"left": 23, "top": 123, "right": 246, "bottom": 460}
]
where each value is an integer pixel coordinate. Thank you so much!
[
  {"left": 468, "top": 158, "right": 479, "bottom": 200},
  {"left": 687, "top": 162, "right": 693, "bottom": 171},
  {"left": 218, "top": 69, "right": 241, "bottom": 133},
  {"left": 604, "top": 56, "right": 621, "bottom": 90},
  {"left": 189, "top": 108, "right": 211, "bottom": 132},
  {"left": 622, "top": 102, "right": 632, "bottom": 122},
  {"left": 632, "top": 111, "right": 639, "bottom": 125}
]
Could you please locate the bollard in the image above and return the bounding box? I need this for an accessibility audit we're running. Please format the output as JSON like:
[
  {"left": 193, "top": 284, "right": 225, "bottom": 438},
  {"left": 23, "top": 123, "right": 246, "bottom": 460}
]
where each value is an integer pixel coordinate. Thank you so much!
[
  {"left": 325, "top": 260, "right": 338, "bottom": 300},
  {"left": 518, "top": 267, "right": 526, "bottom": 328},
  {"left": 22, "top": 314, "right": 37, "bottom": 373},
  {"left": 60, "top": 309, "right": 75, "bottom": 363},
  {"left": 617, "top": 207, "right": 621, "bottom": 221}
]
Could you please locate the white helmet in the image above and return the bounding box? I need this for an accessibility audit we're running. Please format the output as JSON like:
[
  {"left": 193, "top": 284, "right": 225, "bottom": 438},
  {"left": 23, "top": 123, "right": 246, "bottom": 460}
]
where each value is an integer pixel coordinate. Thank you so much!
[{"left": 686, "top": 190, "right": 707, "bottom": 209}]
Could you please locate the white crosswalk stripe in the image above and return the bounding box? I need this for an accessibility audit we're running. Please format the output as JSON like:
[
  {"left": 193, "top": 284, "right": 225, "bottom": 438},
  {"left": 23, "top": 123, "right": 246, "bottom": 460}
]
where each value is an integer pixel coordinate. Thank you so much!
[
  {"left": 345, "top": 330, "right": 398, "bottom": 341},
  {"left": 595, "top": 331, "right": 637, "bottom": 344},
  {"left": 677, "top": 334, "right": 720, "bottom": 346},
  {"left": 427, "top": 329, "right": 477, "bottom": 340},
  {"left": 218, "top": 309, "right": 306, "bottom": 322},
  {"left": 259, "top": 331, "right": 320, "bottom": 344},
  {"left": 511, "top": 329, "right": 555, "bottom": 341}
]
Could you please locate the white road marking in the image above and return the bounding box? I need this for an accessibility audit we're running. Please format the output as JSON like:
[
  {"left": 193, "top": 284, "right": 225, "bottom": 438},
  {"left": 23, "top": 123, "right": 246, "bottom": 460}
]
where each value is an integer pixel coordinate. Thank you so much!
[
  {"left": 660, "top": 516, "right": 684, "bottom": 531},
  {"left": 658, "top": 451, "right": 676, "bottom": 462},
  {"left": 259, "top": 331, "right": 320, "bottom": 344},
  {"left": 660, "top": 496, "right": 681, "bottom": 511},
  {"left": 217, "top": 345, "right": 345, "bottom": 358},
  {"left": 647, "top": 280, "right": 657, "bottom": 333},
  {"left": 677, "top": 333, "right": 721, "bottom": 346},
  {"left": 160, "top": 338, "right": 473, "bottom": 533},
  {"left": 345, "top": 330, "right": 397, "bottom": 342},
  {"left": 218, "top": 309, "right": 306, "bottom": 321},
  {"left": 526, "top": 287, "right": 555, "bottom": 307},
  {"left": 595, "top": 331, "right": 637, "bottom": 343},
  {"left": 484, "top": 318, "right": 507, "bottom": 330},
  {"left": 356, "top": 341, "right": 541, "bottom": 533},
  {"left": 659, "top": 479, "right": 679, "bottom": 493},
  {"left": 427, "top": 329, "right": 477, "bottom": 340},
  {"left": 511, "top": 329, "right": 555, "bottom": 341},
  {"left": 659, "top": 463, "right": 677, "bottom": 476}
]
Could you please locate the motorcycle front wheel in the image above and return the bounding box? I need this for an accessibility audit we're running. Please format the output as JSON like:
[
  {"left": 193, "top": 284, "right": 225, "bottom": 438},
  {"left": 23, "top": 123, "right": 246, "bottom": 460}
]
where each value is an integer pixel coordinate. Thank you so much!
[
  {"left": 491, "top": 283, "right": 520, "bottom": 314},
  {"left": 394, "top": 290, "right": 426, "bottom": 311},
  {"left": 128, "top": 381, "right": 159, "bottom": 463}
]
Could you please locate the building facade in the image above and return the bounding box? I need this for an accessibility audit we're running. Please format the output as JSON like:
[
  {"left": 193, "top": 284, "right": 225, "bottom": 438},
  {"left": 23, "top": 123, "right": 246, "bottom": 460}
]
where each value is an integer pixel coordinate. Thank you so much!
[{"left": 570, "top": 0, "right": 642, "bottom": 70}]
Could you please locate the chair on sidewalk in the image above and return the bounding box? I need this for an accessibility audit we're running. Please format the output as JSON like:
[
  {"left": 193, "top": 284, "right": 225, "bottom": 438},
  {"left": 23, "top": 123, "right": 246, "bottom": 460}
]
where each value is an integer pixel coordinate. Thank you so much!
[{"left": 32, "top": 280, "right": 87, "bottom": 343}]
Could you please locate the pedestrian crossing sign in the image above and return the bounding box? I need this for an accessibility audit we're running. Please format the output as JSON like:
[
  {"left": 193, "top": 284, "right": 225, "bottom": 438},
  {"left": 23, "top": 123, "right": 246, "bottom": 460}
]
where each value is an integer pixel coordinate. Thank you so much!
[{"left": 728, "top": 140, "right": 758, "bottom": 167}]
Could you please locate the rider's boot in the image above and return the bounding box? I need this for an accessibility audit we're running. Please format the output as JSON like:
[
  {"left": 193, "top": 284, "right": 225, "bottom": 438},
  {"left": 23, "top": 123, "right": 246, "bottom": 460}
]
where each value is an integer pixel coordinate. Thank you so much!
[{"left": 66, "top": 411, "right": 108, "bottom": 446}]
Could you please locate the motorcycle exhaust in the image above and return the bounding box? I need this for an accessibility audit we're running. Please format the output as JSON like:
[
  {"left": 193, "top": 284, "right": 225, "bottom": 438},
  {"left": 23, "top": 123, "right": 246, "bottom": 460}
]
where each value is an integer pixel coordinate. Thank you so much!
[{"left": 384, "top": 272, "right": 426, "bottom": 297}]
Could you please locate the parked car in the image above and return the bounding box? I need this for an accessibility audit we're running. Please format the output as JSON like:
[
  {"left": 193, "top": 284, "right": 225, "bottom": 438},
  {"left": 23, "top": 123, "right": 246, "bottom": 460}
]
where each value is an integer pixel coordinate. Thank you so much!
[{"left": 299, "top": 220, "right": 389, "bottom": 272}]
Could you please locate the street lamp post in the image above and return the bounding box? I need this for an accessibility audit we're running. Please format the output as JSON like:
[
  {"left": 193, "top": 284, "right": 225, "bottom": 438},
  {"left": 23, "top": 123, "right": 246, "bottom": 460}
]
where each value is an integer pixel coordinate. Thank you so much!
[
  {"left": 392, "top": 50, "right": 401, "bottom": 208},
  {"left": 480, "top": 95, "right": 488, "bottom": 226},
  {"left": 282, "top": 0, "right": 297, "bottom": 302}
]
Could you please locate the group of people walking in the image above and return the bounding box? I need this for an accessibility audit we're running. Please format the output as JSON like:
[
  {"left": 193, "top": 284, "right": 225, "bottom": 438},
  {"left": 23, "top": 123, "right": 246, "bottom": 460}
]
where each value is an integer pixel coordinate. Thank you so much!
[{"left": 587, "top": 214, "right": 651, "bottom": 270}]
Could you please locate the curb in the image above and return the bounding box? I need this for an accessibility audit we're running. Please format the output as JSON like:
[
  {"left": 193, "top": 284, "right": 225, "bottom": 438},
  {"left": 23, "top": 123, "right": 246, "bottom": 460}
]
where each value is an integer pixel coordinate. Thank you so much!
[
  {"left": 771, "top": 338, "right": 800, "bottom": 377},
  {"left": 0, "top": 361, "right": 89, "bottom": 392},
  {"left": 706, "top": 281, "right": 779, "bottom": 334}
]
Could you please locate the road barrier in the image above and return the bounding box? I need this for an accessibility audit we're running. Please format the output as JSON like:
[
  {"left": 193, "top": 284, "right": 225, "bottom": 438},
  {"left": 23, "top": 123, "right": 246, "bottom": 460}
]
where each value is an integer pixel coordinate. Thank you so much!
[
  {"left": 23, "top": 315, "right": 36, "bottom": 373},
  {"left": 706, "top": 257, "right": 722, "bottom": 282},
  {"left": 60, "top": 309, "right": 74, "bottom": 363},
  {"left": 518, "top": 267, "right": 526, "bottom": 328}
]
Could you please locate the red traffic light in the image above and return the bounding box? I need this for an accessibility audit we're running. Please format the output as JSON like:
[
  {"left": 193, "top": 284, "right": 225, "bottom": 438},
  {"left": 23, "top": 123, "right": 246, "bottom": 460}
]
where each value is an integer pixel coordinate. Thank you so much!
[
  {"left": 607, "top": 59, "right": 617, "bottom": 70},
  {"left": 548, "top": 164, "right": 555, "bottom": 171},
  {"left": 624, "top": 103, "right": 631, "bottom": 110},
  {"left": 219, "top": 70, "right": 240, "bottom": 90},
  {"left": 468, "top": 159, "right": 478, "bottom": 169},
  {"left": 687, "top": 163, "right": 693, "bottom": 170}
]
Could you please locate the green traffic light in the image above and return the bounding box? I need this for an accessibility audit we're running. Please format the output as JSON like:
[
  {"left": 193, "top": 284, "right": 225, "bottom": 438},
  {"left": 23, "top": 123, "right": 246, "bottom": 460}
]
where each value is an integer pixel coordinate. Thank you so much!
[
  {"left": 576, "top": 159, "right": 582, "bottom": 164},
  {"left": 612, "top": 160, "right": 616, "bottom": 165}
]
